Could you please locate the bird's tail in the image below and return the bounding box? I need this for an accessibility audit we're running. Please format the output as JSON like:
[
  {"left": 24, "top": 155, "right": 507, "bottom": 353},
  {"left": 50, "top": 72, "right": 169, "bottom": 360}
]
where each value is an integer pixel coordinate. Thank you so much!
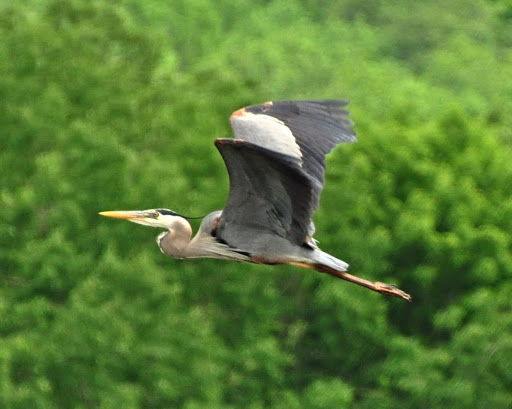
[{"left": 313, "top": 250, "right": 349, "bottom": 271}]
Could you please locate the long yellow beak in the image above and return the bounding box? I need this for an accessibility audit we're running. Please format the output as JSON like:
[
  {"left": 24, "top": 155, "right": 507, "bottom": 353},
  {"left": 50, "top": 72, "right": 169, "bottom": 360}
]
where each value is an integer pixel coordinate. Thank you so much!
[{"left": 99, "top": 210, "right": 145, "bottom": 220}]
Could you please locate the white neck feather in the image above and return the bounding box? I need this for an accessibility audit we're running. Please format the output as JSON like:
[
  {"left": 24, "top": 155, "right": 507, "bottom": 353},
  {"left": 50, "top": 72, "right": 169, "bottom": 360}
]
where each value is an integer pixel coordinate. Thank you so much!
[{"left": 156, "top": 216, "right": 193, "bottom": 258}]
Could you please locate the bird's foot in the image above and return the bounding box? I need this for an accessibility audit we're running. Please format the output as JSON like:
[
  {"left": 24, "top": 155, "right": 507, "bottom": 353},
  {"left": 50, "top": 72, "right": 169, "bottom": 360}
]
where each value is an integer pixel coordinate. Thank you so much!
[{"left": 374, "top": 282, "right": 412, "bottom": 301}]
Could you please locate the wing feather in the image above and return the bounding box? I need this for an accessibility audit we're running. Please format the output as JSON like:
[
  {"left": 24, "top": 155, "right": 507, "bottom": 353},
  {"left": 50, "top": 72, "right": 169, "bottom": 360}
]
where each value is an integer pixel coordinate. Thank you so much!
[
  {"left": 230, "top": 100, "right": 356, "bottom": 210},
  {"left": 216, "top": 100, "right": 356, "bottom": 249},
  {"left": 214, "top": 139, "right": 314, "bottom": 248}
]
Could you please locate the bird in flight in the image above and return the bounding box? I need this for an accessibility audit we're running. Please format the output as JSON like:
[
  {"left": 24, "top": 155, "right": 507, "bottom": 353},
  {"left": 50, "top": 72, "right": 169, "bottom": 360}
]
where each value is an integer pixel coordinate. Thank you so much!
[{"left": 100, "top": 100, "right": 411, "bottom": 301}]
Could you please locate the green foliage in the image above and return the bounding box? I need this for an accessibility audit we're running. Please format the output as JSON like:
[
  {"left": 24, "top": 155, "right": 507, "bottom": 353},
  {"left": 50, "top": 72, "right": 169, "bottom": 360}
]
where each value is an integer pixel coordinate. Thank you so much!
[{"left": 1, "top": 0, "right": 511, "bottom": 407}]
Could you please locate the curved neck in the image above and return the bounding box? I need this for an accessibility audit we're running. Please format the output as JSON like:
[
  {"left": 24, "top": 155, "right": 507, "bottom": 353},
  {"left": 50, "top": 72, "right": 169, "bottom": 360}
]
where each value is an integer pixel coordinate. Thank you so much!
[{"left": 157, "top": 217, "right": 193, "bottom": 258}]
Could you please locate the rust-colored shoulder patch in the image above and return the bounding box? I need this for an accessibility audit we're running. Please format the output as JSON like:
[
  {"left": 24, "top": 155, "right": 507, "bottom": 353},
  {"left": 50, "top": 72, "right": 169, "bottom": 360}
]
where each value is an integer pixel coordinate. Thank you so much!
[
  {"left": 210, "top": 216, "right": 221, "bottom": 237},
  {"left": 230, "top": 107, "right": 247, "bottom": 118}
]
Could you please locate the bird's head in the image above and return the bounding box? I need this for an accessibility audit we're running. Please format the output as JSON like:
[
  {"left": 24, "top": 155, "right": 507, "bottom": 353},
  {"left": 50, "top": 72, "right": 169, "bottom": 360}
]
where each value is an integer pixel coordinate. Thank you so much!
[{"left": 99, "top": 208, "right": 186, "bottom": 229}]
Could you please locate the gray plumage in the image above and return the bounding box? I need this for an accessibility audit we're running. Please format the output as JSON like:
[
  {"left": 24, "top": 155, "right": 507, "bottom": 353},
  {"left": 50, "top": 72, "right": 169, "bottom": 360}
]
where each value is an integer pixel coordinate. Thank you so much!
[
  {"left": 100, "top": 100, "right": 411, "bottom": 301},
  {"left": 216, "top": 100, "right": 356, "bottom": 253}
]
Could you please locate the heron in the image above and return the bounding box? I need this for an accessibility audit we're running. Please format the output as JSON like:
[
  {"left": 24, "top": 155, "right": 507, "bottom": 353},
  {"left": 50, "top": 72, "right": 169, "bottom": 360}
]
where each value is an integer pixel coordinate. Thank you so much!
[{"left": 100, "top": 100, "right": 411, "bottom": 301}]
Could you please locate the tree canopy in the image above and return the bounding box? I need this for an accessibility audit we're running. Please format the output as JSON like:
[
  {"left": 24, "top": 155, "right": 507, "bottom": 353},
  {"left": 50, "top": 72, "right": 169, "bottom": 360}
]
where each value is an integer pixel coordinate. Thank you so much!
[{"left": 1, "top": 0, "right": 511, "bottom": 407}]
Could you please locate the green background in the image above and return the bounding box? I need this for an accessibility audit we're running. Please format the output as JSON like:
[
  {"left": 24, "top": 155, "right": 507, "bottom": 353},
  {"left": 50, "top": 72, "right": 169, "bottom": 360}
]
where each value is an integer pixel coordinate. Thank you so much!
[{"left": 1, "top": 0, "right": 512, "bottom": 407}]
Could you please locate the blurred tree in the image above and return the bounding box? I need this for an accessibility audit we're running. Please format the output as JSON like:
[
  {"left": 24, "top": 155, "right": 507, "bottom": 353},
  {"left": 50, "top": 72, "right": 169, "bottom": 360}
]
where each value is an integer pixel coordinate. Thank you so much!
[{"left": 1, "top": 0, "right": 511, "bottom": 408}]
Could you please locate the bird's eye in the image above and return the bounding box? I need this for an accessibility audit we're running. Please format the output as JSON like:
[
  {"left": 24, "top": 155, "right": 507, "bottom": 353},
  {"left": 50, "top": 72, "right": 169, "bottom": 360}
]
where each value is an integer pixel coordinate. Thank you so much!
[{"left": 153, "top": 212, "right": 160, "bottom": 218}]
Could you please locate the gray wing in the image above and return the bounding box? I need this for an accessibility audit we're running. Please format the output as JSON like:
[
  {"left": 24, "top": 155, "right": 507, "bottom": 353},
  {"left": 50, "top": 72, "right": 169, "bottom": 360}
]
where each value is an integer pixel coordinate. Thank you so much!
[
  {"left": 229, "top": 100, "right": 356, "bottom": 210},
  {"left": 214, "top": 100, "right": 356, "bottom": 249},
  {"left": 214, "top": 139, "right": 314, "bottom": 247}
]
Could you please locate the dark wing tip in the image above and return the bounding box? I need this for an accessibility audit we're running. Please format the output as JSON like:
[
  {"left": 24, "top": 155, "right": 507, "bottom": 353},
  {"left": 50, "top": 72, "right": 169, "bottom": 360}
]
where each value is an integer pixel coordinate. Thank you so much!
[
  {"left": 244, "top": 99, "right": 350, "bottom": 112},
  {"left": 244, "top": 99, "right": 356, "bottom": 140}
]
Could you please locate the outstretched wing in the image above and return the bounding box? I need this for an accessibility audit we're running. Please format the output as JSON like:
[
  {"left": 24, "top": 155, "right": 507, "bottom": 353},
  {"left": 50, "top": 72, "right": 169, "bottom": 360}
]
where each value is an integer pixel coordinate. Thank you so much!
[
  {"left": 215, "top": 139, "right": 314, "bottom": 248},
  {"left": 229, "top": 100, "right": 356, "bottom": 210},
  {"left": 215, "top": 100, "right": 356, "bottom": 249}
]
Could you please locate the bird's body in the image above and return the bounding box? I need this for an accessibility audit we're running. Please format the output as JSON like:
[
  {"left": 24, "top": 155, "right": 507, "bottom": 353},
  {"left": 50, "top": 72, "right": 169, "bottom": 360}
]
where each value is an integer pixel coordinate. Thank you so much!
[
  {"left": 100, "top": 100, "right": 411, "bottom": 301},
  {"left": 158, "top": 209, "right": 347, "bottom": 272}
]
